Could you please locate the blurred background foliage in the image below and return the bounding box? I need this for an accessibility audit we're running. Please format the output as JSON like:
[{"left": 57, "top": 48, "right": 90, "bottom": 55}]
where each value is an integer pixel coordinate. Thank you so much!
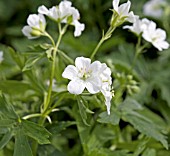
[{"left": 0, "top": 0, "right": 170, "bottom": 156}]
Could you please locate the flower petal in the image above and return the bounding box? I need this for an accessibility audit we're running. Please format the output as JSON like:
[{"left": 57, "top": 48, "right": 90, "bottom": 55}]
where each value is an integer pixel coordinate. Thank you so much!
[
  {"left": 62, "top": 65, "right": 78, "bottom": 80},
  {"left": 127, "top": 11, "right": 138, "bottom": 23},
  {"left": 90, "top": 61, "right": 102, "bottom": 74},
  {"left": 74, "top": 20, "right": 85, "bottom": 37},
  {"left": 105, "top": 95, "right": 112, "bottom": 115},
  {"left": 75, "top": 57, "right": 91, "bottom": 70},
  {"left": 118, "top": 0, "right": 131, "bottom": 16},
  {"left": 27, "top": 14, "right": 40, "bottom": 28},
  {"left": 113, "top": 0, "right": 120, "bottom": 12},
  {"left": 155, "top": 28, "right": 166, "bottom": 40},
  {"left": 22, "top": 26, "right": 38, "bottom": 39},
  {"left": 38, "top": 5, "right": 49, "bottom": 15},
  {"left": 67, "top": 79, "right": 85, "bottom": 94},
  {"left": 38, "top": 14, "right": 46, "bottom": 25},
  {"left": 153, "top": 40, "right": 169, "bottom": 51},
  {"left": 85, "top": 77, "right": 101, "bottom": 94}
]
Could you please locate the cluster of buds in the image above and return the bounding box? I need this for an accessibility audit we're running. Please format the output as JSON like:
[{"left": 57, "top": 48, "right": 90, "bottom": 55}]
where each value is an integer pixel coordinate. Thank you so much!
[
  {"left": 126, "top": 75, "right": 140, "bottom": 95},
  {"left": 114, "top": 73, "right": 140, "bottom": 96}
]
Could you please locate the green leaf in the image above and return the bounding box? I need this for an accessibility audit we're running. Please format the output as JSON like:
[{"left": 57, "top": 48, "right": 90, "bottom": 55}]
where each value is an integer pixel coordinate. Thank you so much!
[
  {"left": 0, "top": 119, "right": 15, "bottom": 127},
  {"left": 119, "top": 98, "right": 143, "bottom": 113},
  {"left": 88, "top": 148, "right": 129, "bottom": 156},
  {"left": 120, "top": 98, "right": 168, "bottom": 149},
  {"left": 0, "top": 131, "right": 12, "bottom": 150},
  {"left": 73, "top": 103, "right": 91, "bottom": 154},
  {"left": 0, "top": 80, "right": 33, "bottom": 98},
  {"left": 142, "top": 148, "right": 156, "bottom": 156},
  {"left": 158, "top": 102, "right": 170, "bottom": 124},
  {"left": 48, "top": 121, "right": 76, "bottom": 134},
  {"left": 97, "top": 109, "right": 120, "bottom": 125},
  {"left": 0, "top": 92, "right": 18, "bottom": 119},
  {"left": 133, "top": 137, "right": 150, "bottom": 156},
  {"left": 22, "top": 54, "right": 44, "bottom": 71},
  {"left": 125, "top": 114, "right": 168, "bottom": 149},
  {"left": 87, "top": 124, "right": 115, "bottom": 152},
  {"left": 38, "top": 144, "right": 66, "bottom": 156},
  {"left": 22, "top": 120, "right": 51, "bottom": 144},
  {"left": 14, "top": 129, "right": 33, "bottom": 156},
  {"left": 46, "top": 48, "right": 53, "bottom": 60},
  {"left": 77, "top": 96, "right": 91, "bottom": 126},
  {"left": 8, "top": 46, "right": 25, "bottom": 69}
]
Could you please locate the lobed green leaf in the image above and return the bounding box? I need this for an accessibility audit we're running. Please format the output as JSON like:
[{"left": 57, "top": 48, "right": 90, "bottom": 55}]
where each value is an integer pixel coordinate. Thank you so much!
[
  {"left": 14, "top": 129, "right": 33, "bottom": 156},
  {"left": 22, "top": 120, "right": 51, "bottom": 144},
  {"left": 0, "top": 131, "right": 13, "bottom": 150}
]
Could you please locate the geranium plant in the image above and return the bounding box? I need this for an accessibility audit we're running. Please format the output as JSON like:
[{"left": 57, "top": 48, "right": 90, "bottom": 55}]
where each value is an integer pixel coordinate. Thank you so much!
[{"left": 0, "top": 0, "right": 170, "bottom": 156}]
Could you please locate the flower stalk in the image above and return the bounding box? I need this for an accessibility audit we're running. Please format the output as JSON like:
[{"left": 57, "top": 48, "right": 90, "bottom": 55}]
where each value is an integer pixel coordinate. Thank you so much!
[{"left": 90, "top": 26, "right": 116, "bottom": 60}]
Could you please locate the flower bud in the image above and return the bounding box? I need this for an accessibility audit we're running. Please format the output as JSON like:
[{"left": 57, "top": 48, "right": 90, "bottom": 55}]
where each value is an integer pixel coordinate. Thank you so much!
[
  {"left": 131, "top": 86, "right": 140, "bottom": 93},
  {"left": 30, "top": 29, "right": 43, "bottom": 37},
  {"left": 127, "top": 75, "right": 133, "bottom": 80},
  {"left": 129, "top": 80, "right": 137, "bottom": 85}
]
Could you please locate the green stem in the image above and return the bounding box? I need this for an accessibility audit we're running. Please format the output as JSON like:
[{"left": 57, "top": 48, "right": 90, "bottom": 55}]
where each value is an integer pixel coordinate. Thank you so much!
[
  {"left": 90, "top": 26, "right": 116, "bottom": 60},
  {"left": 45, "top": 94, "right": 65, "bottom": 116},
  {"left": 45, "top": 24, "right": 63, "bottom": 111},
  {"left": 58, "top": 49, "right": 74, "bottom": 64},
  {"left": 43, "top": 32, "right": 55, "bottom": 47},
  {"left": 32, "top": 23, "right": 65, "bottom": 156},
  {"left": 129, "top": 36, "right": 141, "bottom": 72}
]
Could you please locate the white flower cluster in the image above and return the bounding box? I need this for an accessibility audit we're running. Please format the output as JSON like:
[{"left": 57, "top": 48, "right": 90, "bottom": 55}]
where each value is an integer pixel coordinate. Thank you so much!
[
  {"left": 0, "top": 51, "right": 4, "bottom": 63},
  {"left": 143, "top": 0, "right": 166, "bottom": 18},
  {"left": 62, "top": 57, "right": 113, "bottom": 115},
  {"left": 124, "top": 18, "right": 169, "bottom": 51},
  {"left": 38, "top": 1, "right": 85, "bottom": 37},
  {"left": 22, "top": 0, "right": 85, "bottom": 39}
]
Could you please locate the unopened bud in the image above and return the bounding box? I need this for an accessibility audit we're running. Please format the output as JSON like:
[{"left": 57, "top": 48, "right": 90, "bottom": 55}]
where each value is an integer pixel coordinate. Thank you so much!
[
  {"left": 127, "top": 75, "right": 133, "bottom": 80},
  {"left": 131, "top": 86, "right": 140, "bottom": 93},
  {"left": 31, "top": 29, "right": 42, "bottom": 37},
  {"left": 129, "top": 80, "right": 137, "bottom": 85},
  {"left": 116, "top": 73, "right": 121, "bottom": 78}
]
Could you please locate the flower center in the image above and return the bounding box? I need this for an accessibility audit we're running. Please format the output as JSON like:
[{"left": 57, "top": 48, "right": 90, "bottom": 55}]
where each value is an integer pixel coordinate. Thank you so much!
[{"left": 78, "top": 67, "right": 92, "bottom": 80}]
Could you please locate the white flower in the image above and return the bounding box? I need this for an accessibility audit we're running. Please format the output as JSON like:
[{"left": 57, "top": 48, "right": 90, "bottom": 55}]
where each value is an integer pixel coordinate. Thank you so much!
[
  {"left": 0, "top": 51, "right": 4, "bottom": 63},
  {"left": 123, "top": 17, "right": 169, "bottom": 51},
  {"left": 142, "top": 21, "right": 169, "bottom": 51},
  {"left": 59, "top": 0, "right": 79, "bottom": 22},
  {"left": 38, "top": 0, "right": 85, "bottom": 37},
  {"left": 62, "top": 57, "right": 113, "bottom": 115},
  {"left": 62, "top": 57, "right": 102, "bottom": 94},
  {"left": 123, "top": 18, "right": 150, "bottom": 36},
  {"left": 112, "top": 0, "right": 138, "bottom": 23},
  {"left": 143, "top": 0, "right": 166, "bottom": 18},
  {"left": 22, "top": 14, "right": 46, "bottom": 39}
]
